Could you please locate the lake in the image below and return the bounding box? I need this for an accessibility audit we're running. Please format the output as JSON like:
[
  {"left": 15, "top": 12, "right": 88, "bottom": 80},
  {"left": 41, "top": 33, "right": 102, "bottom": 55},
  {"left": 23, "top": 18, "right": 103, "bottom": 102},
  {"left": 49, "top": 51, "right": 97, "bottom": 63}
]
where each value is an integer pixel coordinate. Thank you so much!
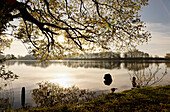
[{"left": 0, "top": 60, "right": 170, "bottom": 110}]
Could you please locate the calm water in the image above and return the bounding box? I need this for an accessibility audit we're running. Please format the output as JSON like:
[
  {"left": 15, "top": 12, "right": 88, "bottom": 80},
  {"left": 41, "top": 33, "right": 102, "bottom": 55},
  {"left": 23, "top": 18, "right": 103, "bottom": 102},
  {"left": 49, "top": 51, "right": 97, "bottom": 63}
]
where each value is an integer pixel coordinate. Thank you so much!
[{"left": 0, "top": 60, "right": 170, "bottom": 109}]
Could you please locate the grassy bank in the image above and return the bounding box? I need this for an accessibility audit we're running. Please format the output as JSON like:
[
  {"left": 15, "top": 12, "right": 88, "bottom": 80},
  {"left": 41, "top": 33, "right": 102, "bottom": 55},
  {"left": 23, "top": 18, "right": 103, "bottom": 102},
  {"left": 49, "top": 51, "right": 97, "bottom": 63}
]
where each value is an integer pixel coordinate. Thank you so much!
[{"left": 19, "top": 85, "right": 169, "bottom": 112}]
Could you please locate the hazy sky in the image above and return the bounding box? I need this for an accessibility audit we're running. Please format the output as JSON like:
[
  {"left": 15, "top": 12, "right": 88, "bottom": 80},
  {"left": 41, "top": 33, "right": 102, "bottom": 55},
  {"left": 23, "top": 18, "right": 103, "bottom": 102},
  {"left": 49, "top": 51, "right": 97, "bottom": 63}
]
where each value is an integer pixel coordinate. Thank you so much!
[
  {"left": 4, "top": 0, "right": 170, "bottom": 57},
  {"left": 137, "top": 0, "right": 170, "bottom": 57}
]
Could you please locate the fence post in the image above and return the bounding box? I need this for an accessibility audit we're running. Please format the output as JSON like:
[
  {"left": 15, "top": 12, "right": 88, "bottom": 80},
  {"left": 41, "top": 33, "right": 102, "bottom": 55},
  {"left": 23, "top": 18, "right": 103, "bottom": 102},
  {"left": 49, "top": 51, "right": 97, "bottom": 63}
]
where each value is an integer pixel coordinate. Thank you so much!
[{"left": 21, "top": 87, "right": 25, "bottom": 108}]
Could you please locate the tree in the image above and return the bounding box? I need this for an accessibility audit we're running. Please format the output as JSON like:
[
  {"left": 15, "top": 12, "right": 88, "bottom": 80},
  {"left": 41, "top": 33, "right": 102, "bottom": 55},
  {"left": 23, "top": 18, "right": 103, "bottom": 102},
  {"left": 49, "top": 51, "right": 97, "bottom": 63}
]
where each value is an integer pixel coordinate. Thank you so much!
[
  {"left": 129, "top": 65, "right": 167, "bottom": 87},
  {"left": 0, "top": 0, "right": 151, "bottom": 60}
]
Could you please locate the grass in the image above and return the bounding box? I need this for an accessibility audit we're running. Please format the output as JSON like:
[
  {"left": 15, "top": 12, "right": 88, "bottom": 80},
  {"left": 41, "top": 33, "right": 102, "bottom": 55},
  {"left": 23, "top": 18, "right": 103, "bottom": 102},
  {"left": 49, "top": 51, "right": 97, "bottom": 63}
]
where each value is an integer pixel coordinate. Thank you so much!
[{"left": 15, "top": 85, "right": 169, "bottom": 112}]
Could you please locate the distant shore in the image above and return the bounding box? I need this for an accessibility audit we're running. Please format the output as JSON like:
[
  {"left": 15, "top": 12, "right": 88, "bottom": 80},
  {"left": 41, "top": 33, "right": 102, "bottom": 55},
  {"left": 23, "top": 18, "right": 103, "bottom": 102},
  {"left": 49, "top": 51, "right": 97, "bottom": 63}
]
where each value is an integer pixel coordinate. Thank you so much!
[
  {"left": 63, "top": 57, "right": 170, "bottom": 62},
  {"left": 4, "top": 57, "right": 170, "bottom": 63}
]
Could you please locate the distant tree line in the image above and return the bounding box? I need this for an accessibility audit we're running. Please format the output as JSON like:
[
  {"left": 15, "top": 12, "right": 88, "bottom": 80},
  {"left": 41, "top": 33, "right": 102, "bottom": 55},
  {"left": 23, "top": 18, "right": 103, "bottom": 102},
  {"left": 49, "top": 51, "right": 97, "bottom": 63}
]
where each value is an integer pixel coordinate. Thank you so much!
[
  {"left": 2, "top": 51, "right": 170, "bottom": 61},
  {"left": 123, "top": 50, "right": 149, "bottom": 58},
  {"left": 17, "top": 54, "right": 36, "bottom": 60},
  {"left": 65, "top": 52, "right": 121, "bottom": 59},
  {"left": 0, "top": 54, "right": 16, "bottom": 62},
  {"left": 65, "top": 50, "right": 150, "bottom": 59},
  {"left": 165, "top": 53, "right": 170, "bottom": 59}
]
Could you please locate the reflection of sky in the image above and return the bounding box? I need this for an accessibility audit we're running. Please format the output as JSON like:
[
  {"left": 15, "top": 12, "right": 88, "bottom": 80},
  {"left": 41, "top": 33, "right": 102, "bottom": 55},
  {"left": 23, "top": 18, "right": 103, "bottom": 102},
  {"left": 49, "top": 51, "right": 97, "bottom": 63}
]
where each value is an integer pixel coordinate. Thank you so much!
[
  {"left": 5, "top": 61, "right": 170, "bottom": 91},
  {"left": 50, "top": 73, "right": 73, "bottom": 88},
  {"left": 2, "top": 60, "right": 170, "bottom": 109},
  {"left": 4, "top": 0, "right": 170, "bottom": 57}
]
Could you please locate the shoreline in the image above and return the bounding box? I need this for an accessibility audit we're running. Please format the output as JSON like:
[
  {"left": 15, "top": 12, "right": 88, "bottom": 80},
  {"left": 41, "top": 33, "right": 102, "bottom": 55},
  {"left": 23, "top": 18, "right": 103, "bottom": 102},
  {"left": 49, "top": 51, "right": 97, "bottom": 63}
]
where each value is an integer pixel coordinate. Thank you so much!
[{"left": 12, "top": 85, "right": 170, "bottom": 112}]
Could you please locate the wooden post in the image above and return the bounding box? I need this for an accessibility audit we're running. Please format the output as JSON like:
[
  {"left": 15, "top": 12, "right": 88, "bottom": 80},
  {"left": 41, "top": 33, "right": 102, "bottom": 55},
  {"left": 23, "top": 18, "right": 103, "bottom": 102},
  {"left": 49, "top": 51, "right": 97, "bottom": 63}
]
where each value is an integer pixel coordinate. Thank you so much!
[{"left": 21, "top": 87, "right": 25, "bottom": 108}]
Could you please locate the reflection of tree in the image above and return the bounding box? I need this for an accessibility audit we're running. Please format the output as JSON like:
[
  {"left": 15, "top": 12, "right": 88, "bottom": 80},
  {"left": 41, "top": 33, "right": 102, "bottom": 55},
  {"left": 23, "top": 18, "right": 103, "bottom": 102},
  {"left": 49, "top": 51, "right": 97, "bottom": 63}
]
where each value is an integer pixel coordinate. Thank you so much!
[
  {"left": 0, "top": 65, "right": 19, "bottom": 110},
  {"left": 5, "top": 60, "right": 169, "bottom": 71},
  {"left": 32, "top": 81, "right": 96, "bottom": 107},
  {"left": 4, "top": 61, "right": 16, "bottom": 66},
  {"left": 5, "top": 60, "right": 50, "bottom": 68},
  {"left": 62, "top": 60, "right": 121, "bottom": 69},
  {"left": 124, "top": 62, "right": 150, "bottom": 71},
  {"left": 129, "top": 65, "right": 167, "bottom": 87},
  {"left": 6, "top": 60, "right": 121, "bottom": 69},
  {"left": 17, "top": 61, "right": 50, "bottom": 68}
]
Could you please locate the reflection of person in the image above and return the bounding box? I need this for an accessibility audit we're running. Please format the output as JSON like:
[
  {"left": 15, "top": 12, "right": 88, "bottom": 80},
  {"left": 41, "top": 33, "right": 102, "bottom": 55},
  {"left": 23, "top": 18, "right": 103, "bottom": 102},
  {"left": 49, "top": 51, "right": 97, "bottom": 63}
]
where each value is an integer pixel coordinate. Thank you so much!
[{"left": 104, "top": 73, "right": 112, "bottom": 86}]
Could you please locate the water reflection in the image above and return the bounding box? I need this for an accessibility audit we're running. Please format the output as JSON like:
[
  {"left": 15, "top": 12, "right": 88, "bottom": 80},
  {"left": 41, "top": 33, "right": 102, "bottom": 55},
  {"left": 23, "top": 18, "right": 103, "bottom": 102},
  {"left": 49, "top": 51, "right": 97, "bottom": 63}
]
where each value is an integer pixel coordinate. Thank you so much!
[
  {"left": 6, "top": 60, "right": 170, "bottom": 71},
  {"left": 1, "top": 60, "right": 170, "bottom": 110},
  {"left": 5, "top": 60, "right": 50, "bottom": 68},
  {"left": 0, "top": 65, "right": 19, "bottom": 110},
  {"left": 124, "top": 62, "right": 150, "bottom": 71}
]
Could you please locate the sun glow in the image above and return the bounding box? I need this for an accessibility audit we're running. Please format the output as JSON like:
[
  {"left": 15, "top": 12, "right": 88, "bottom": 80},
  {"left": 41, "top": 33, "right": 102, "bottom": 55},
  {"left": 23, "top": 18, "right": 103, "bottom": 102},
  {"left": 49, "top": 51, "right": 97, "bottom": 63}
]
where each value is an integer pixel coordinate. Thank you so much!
[
  {"left": 50, "top": 73, "right": 73, "bottom": 88},
  {"left": 57, "top": 35, "right": 65, "bottom": 43}
]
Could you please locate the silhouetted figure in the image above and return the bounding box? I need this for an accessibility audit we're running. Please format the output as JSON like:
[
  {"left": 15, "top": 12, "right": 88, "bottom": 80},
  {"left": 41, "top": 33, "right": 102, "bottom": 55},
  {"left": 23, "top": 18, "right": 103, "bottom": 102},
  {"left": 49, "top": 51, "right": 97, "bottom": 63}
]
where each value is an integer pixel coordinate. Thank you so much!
[
  {"left": 132, "top": 77, "right": 140, "bottom": 88},
  {"left": 104, "top": 73, "right": 112, "bottom": 86},
  {"left": 111, "top": 88, "right": 118, "bottom": 93},
  {"left": 132, "top": 77, "right": 137, "bottom": 87}
]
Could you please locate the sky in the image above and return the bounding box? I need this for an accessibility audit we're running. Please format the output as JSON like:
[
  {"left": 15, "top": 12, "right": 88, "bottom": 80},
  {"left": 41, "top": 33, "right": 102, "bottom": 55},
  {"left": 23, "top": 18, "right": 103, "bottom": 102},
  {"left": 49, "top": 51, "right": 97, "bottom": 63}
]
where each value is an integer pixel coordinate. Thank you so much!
[
  {"left": 137, "top": 0, "right": 170, "bottom": 57},
  {"left": 4, "top": 0, "right": 170, "bottom": 57}
]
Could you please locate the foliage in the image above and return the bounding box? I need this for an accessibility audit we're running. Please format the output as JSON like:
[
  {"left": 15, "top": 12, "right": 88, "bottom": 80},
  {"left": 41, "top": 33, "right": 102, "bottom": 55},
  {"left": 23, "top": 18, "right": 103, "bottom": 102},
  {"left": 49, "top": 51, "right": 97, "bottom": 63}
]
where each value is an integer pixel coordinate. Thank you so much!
[
  {"left": 0, "top": 65, "right": 18, "bottom": 111},
  {"left": 18, "top": 85, "right": 170, "bottom": 112},
  {"left": 0, "top": 0, "right": 151, "bottom": 60},
  {"left": 0, "top": 97, "right": 11, "bottom": 111},
  {"left": 32, "top": 81, "right": 96, "bottom": 107},
  {"left": 0, "top": 65, "right": 19, "bottom": 84},
  {"left": 0, "top": 0, "right": 15, "bottom": 52}
]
